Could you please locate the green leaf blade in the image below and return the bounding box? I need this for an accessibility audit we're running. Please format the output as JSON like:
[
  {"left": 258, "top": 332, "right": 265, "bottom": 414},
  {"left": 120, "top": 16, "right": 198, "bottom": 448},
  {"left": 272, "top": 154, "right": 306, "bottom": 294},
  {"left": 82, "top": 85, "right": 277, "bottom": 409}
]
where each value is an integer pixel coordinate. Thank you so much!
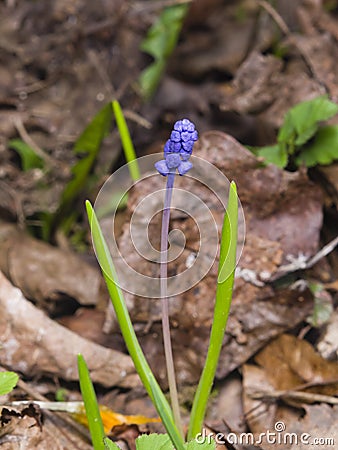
[
  {"left": 256, "top": 144, "right": 288, "bottom": 168},
  {"left": 103, "top": 437, "right": 121, "bottom": 449},
  {"left": 139, "top": 4, "right": 189, "bottom": 99},
  {"left": 112, "top": 100, "right": 140, "bottom": 181},
  {"left": 188, "top": 182, "right": 238, "bottom": 440},
  {"left": 77, "top": 354, "right": 105, "bottom": 450},
  {"left": 85, "top": 201, "right": 184, "bottom": 450},
  {"left": 8, "top": 139, "right": 44, "bottom": 171},
  {"left": 0, "top": 371, "right": 19, "bottom": 396},
  {"left": 185, "top": 438, "right": 216, "bottom": 449},
  {"left": 296, "top": 125, "right": 338, "bottom": 167},
  {"left": 61, "top": 103, "right": 112, "bottom": 209},
  {"left": 136, "top": 433, "right": 172, "bottom": 450},
  {"left": 278, "top": 95, "right": 338, "bottom": 148}
]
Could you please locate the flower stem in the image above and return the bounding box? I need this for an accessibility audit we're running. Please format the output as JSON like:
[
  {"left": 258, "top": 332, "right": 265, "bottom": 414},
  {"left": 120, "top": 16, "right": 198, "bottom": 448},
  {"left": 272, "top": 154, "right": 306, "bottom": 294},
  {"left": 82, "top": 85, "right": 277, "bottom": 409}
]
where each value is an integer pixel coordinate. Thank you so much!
[{"left": 160, "top": 172, "right": 183, "bottom": 438}]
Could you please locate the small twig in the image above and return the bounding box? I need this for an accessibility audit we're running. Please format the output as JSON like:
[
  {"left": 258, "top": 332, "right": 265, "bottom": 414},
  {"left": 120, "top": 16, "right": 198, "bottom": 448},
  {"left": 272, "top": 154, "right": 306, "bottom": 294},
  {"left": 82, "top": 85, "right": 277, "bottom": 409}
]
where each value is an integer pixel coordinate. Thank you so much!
[
  {"left": 0, "top": 181, "right": 26, "bottom": 228},
  {"left": 123, "top": 110, "right": 152, "bottom": 129},
  {"left": 276, "top": 235, "right": 338, "bottom": 276},
  {"left": 87, "top": 49, "right": 115, "bottom": 98},
  {"left": 256, "top": 0, "right": 328, "bottom": 92},
  {"left": 250, "top": 388, "right": 338, "bottom": 405},
  {"left": 306, "top": 235, "right": 338, "bottom": 268},
  {"left": 12, "top": 117, "right": 54, "bottom": 168},
  {"left": 257, "top": 0, "right": 290, "bottom": 35}
]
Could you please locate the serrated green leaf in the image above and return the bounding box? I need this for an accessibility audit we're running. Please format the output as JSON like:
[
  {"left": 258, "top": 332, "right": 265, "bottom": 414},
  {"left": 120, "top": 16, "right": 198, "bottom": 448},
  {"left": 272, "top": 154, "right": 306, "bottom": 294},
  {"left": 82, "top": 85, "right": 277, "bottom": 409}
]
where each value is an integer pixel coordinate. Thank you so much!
[
  {"left": 278, "top": 96, "right": 338, "bottom": 148},
  {"left": 185, "top": 438, "right": 216, "bottom": 449},
  {"left": 139, "top": 4, "right": 188, "bottom": 99},
  {"left": 136, "top": 433, "right": 173, "bottom": 450},
  {"left": 256, "top": 144, "right": 288, "bottom": 168},
  {"left": 103, "top": 437, "right": 121, "bottom": 450},
  {"left": 8, "top": 139, "right": 44, "bottom": 171},
  {"left": 0, "top": 371, "right": 19, "bottom": 396},
  {"left": 296, "top": 125, "right": 338, "bottom": 167}
]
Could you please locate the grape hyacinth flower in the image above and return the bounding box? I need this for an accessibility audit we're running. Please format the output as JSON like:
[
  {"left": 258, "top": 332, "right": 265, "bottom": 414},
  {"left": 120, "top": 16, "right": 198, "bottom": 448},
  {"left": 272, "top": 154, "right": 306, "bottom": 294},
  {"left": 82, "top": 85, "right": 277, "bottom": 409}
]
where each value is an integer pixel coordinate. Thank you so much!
[
  {"left": 155, "top": 119, "right": 198, "bottom": 437},
  {"left": 155, "top": 119, "right": 198, "bottom": 176}
]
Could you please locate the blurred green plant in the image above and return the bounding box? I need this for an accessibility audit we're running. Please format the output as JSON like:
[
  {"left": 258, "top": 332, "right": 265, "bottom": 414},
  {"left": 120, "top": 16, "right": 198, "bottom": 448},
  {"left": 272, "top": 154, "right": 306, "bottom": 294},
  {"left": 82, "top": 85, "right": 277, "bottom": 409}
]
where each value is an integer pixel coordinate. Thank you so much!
[
  {"left": 29, "top": 100, "right": 140, "bottom": 240},
  {"left": 8, "top": 139, "right": 44, "bottom": 171},
  {"left": 58, "top": 103, "right": 113, "bottom": 222},
  {"left": 0, "top": 371, "right": 19, "bottom": 396},
  {"left": 139, "top": 3, "right": 189, "bottom": 99},
  {"left": 251, "top": 95, "right": 338, "bottom": 168}
]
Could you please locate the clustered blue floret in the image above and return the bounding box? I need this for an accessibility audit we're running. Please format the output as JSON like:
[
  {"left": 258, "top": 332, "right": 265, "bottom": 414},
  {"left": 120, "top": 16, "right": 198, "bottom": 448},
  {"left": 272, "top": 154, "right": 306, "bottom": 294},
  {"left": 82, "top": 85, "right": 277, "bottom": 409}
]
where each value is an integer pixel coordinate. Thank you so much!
[{"left": 155, "top": 119, "right": 198, "bottom": 176}]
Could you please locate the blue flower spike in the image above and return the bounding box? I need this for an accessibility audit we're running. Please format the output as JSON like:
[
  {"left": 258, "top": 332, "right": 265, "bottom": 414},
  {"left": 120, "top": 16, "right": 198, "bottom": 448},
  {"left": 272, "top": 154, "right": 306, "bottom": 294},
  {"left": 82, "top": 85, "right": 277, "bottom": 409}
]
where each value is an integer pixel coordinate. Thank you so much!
[
  {"left": 155, "top": 119, "right": 198, "bottom": 176},
  {"left": 154, "top": 118, "right": 198, "bottom": 439}
]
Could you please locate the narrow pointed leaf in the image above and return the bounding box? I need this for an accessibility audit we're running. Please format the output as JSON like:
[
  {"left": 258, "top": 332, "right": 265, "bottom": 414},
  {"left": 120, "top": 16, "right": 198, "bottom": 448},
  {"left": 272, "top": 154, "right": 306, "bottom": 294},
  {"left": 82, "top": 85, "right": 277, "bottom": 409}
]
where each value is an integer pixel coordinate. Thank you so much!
[
  {"left": 77, "top": 354, "right": 105, "bottom": 450},
  {"left": 188, "top": 182, "right": 238, "bottom": 440},
  {"left": 112, "top": 100, "right": 140, "bottom": 181},
  {"left": 85, "top": 201, "right": 184, "bottom": 450}
]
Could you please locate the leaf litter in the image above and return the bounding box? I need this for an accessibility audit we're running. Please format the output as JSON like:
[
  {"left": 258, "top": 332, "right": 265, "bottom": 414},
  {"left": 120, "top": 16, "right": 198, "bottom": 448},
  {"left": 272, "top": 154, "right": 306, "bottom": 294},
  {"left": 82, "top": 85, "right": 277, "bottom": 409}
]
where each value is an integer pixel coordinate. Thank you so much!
[{"left": 1, "top": 0, "right": 338, "bottom": 448}]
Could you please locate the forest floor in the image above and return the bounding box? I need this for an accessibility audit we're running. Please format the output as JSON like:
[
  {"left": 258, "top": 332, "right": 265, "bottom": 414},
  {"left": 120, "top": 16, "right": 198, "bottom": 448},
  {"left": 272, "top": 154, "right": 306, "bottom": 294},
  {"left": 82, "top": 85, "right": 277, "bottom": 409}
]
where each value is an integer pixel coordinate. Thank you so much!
[{"left": 1, "top": 1, "right": 338, "bottom": 449}]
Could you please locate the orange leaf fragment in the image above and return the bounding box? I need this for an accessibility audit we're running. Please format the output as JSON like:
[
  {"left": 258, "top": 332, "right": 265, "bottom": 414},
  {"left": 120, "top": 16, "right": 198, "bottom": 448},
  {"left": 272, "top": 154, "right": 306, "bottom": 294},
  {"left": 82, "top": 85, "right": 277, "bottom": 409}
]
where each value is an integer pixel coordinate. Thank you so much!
[{"left": 73, "top": 404, "right": 161, "bottom": 433}]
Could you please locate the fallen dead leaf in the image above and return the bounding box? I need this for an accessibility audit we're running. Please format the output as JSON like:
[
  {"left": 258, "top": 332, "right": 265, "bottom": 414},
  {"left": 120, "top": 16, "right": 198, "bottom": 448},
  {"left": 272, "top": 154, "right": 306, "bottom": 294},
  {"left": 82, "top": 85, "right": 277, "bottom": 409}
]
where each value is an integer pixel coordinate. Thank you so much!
[
  {"left": 0, "top": 222, "right": 104, "bottom": 311},
  {"left": 0, "top": 270, "right": 138, "bottom": 388},
  {"left": 316, "top": 308, "right": 338, "bottom": 361},
  {"left": 254, "top": 334, "right": 338, "bottom": 395},
  {"left": 73, "top": 403, "right": 161, "bottom": 434},
  {"left": 289, "top": 404, "right": 338, "bottom": 450},
  {"left": 0, "top": 403, "right": 92, "bottom": 450},
  {"left": 242, "top": 334, "right": 338, "bottom": 449}
]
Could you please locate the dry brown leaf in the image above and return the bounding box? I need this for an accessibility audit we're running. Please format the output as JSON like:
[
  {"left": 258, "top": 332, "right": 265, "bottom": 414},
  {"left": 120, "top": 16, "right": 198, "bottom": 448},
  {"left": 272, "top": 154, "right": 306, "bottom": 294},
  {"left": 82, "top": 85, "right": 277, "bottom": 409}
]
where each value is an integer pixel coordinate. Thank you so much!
[
  {"left": 289, "top": 404, "right": 338, "bottom": 450},
  {"left": 0, "top": 222, "right": 103, "bottom": 309},
  {"left": 255, "top": 334, "right": 338, "bottom": 395},
  {"left": 0, "top": 271, "right": 138, "bottom": 388},
  {"left": 242, "top": 334, "right": 338, "bottom": 449},
  {"left": 317, "top": 309, "right": 338, "bottom": 360},
  {"left": 0, "top": 404, "right": 92, "bottom": 450}
]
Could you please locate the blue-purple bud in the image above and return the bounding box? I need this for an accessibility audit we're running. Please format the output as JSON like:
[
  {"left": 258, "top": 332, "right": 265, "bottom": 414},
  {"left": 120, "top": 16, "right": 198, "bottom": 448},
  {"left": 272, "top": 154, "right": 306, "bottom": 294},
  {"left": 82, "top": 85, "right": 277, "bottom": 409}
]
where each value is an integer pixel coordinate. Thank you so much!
[{"left": 155, "top": 119, "right": 198, "bottom": 176}]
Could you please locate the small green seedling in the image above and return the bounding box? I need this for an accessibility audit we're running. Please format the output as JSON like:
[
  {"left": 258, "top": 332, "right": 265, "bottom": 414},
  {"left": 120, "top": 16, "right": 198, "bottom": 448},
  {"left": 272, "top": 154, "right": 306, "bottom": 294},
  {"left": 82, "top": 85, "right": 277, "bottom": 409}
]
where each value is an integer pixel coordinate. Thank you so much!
[
  {"left": 0, "top": 371, "right": 19, "bottom": 396},
  {"left": 252, "top": 95, "right": 338, "bottom": 168},
  {"left": 139, "top": 3, "right": 189, "bottom": 99}
]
